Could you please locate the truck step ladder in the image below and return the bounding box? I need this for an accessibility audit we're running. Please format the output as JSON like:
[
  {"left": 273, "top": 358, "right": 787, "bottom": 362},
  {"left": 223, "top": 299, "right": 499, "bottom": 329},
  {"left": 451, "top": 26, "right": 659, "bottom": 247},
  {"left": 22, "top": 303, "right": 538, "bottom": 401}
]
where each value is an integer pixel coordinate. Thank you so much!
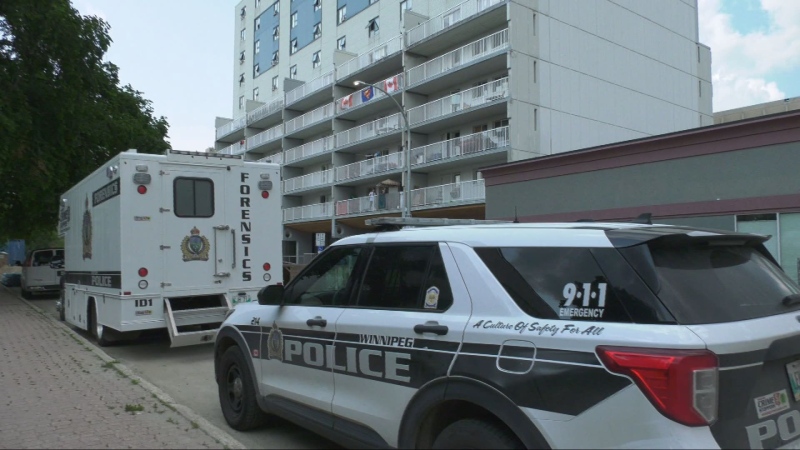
[{"left": 164, "top": 299, "right": 229, "bottom": 348}]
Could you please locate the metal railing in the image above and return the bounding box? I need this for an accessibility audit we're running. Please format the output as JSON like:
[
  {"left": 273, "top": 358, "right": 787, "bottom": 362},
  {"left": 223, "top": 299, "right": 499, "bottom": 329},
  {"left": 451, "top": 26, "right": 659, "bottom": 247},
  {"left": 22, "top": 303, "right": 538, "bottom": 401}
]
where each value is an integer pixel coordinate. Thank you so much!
[
  {"left": 408, "top": 77, "right": 508, "bottom": 125},
  {"left": 246, "top": 123, "right": 283, "bottom": 150},
  {"left": 282, "top": 169, "right": 333, "bottom": 193},
  {"left": 218, "top": 142, "right": 246, "bottom": 156},
  {"left": 286, "top": 71, "right": 335, "bottom": 105},
  {"left": 284, "top": 253, "right": 318, "bottom": 265},
  {"left": 335, "top": 191, "right": 403, "bottom": 216},
  {"left": 406, "top": 29, "right": 508, "bottom": 86},
  {"left": 284, "top": 102, "right": 335, "bottom": 135},
  {"left": 283, "top": 136, "right": 335, "bottom": 164},
  {"left": 335, "top": 113, "right": 403, "bottom": 148},
  {"left": 411, "top": 179, "right": 485, "bottom": 208},
  {"left": 283, "top": 202, "right": 334, "bottom": 222},
  {"left": 337, "top": 35, "right": 403, "bottom": 80},
  {"left": 410, "top": 127, "right": 509, "bottom": 165},
  {"left": 246, "top": 97, "right": 284, "bottom": 123},
  {"left": 406, "top": 0, "right": 506, "bottom": 47},
  {"left": 336, "top": 73, "right": 404, "bottom": 114},
  {"left": 335, "top": 152, "right": 405, "bottom": 182},
  {"left": 256, "top": 152, "right": 283, "bottom": 164},
  {"left": 215, "top": 116, "right": 247, "bottom": 140}
]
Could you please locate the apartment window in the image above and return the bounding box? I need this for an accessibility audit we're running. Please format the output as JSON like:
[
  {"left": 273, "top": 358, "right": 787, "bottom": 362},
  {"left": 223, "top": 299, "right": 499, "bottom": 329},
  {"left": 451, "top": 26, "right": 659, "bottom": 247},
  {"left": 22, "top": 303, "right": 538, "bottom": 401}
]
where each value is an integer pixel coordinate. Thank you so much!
[
  {"left": 313, "top": 22, "right": 322, "bottom": 39},
  {"left": 254, "top": 63, "right": 260, "bottom": 76},
  {"left": 534, "top": 108, "right": 538, "bottom": 131},
  {"left": 239, "top": 73, "right": 245, "bottom": 85},
  {"left": 239, "top": 95, "right": 245, "bottom": 110},
  {"left": 699, "top": 80, "right": 702, "bottom": 97},
  {"left": 241, "top": 6, "right": 246, "bottom": 18},
  {"left": 368, "top": 17, "right": 379, "bottom": 38},
  {"left": 533, "top": 60, "right": 537, "bottom": 83},
  {"left": 253, "top": 87, "right": 260, "bottom": 100},
  {"left": 475, "top": 170, "right": 483, "bottom": 180},
  {"left": 532, "top": 14, "right": 536, "bottom": 35},
  {"left": 472, "top": 124, "right": 488, "bottom": 133},
  {"left": 273, "top": 1, "right": 279, "bottom": 15},
  {"left": 255, "top": 17, "right": 261, "bottom": 30},
  {"left": 314, "top": 0, "right": 321, "bottom": 11},
  {"left": 239, "top": 51, "right": 245, "bottom": 64},
  {"left": 337, "top": 6, "right": 346, "bottom": 24},
  {"left": 337, "top": 36, "right": 346, "bottom": 50},
  {"left": 273, "top": 25, "right": 279, "bottom": 40},
  {"left": 272, "top": 75, "right": 279, "bottom": 91},
  {"left": 312, "top": 51, "right": 321, "bottom": 68},
  {"left": 494, "top": 119, "right": 509, "bottom": 128},
  {"left": 290, "top": 65, "right": 298, "bottom": 79},
  {"left": 255, "top": 40, "right": 260, "bottom": 54},
  {"left": 256, "top": 0, "right": 262, "bottom": 7},
  {"left": 291, "top": 12, "right": 298, "bottom": 28},
  {"left": 290, "top": 38, "right": 298, "bottom": 54},
  {"left": 272, "top": 51, "right": 279, "bottom": 65},
  {"left": 400, "top": 0, "right": 411, "bottom": 14},
  {"left": 240, "top": 29, "right": 246, "bottom": 41}
]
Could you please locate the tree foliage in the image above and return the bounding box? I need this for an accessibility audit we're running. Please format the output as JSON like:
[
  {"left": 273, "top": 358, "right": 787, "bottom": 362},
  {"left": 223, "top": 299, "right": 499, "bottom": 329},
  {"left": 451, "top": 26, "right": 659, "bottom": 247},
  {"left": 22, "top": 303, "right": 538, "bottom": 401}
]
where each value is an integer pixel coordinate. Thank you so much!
[{"left": 0, "top": 0, "right": 170, "bottom": 241}]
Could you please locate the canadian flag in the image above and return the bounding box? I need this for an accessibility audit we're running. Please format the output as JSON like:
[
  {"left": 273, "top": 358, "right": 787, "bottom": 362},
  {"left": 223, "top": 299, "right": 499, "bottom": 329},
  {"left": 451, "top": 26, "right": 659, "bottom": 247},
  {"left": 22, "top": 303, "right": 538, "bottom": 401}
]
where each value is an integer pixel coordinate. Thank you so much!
[
  {"left": 384, "top": 75, "right": 399, "bottom": 93},
  {"left": 340, "top": 94, "right": 353, "bottom": 110}
]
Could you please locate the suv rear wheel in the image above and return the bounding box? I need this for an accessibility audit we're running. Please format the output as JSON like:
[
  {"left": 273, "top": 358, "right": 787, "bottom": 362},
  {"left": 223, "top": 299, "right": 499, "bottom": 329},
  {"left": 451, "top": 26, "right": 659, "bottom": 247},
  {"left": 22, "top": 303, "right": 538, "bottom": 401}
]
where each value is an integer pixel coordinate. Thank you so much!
[
  {"left": 432, "top": 418, "right": 524, "bottom": 449},
  {"left": 218, "top": 346, "right": 268, "bottom": 430}
]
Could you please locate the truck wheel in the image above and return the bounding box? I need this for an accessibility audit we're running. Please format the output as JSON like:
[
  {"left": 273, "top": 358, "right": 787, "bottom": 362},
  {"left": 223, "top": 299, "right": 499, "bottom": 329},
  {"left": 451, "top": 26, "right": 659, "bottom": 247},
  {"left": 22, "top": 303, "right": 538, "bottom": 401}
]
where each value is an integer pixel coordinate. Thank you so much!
[
  {"left": 89, "top": 301, "right": 112, "bottom": 347},
  {"left": 21, "top": 288, "right": 32, "bottom": 300},
  {"left": 218, "top": 346, "right": 268, "bottom": 430},
  {"left": 432, "top": 419, "right": 524, "bottom": 449}
]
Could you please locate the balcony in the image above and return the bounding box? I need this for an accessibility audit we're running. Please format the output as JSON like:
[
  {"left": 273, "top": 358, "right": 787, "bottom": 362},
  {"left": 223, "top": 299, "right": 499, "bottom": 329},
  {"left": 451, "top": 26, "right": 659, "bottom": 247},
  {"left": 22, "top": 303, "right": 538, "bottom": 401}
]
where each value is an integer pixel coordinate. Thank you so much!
[
  {"left": 410, "top": 126, "right": 509, "bottom": 169},
  {"left": 282, "top": 169, "right": 334, "bottom": 194},
  {"left": 411, "top": 179, "right": 486, "bottom": 209},
  {"left": 283, "top": 136, "right": 335, "bottom": 166},
  {"left": 284, "top": 102, "right": 335, "bottom": 139},
  {"left": 408, "top": 77, "right": 508, "bottom": 132},
  {"left": 246, "top": 123, "right": 283, "bottom": 154},
  {"left": 335, "top": 152, "right": 405, "bottom": 183},
  {"left": 247, "top": 97, "right": 284, "bottom": 129},
  {"left": 285, "top": 70, "right": 335, "bottom": 110},
  {"left": 405, "top": 29, "right": 509, "bottom": 94},
  {"left": 335, "top": 191, "right": 403, "bottom": 217},
  {"left": 335, "top": 113, "right": 403, "bottom": 153},
  {"left": 257, "top": 152, "right": 283, "bottom": 164},
  {"left": 283, "top": 202, "right": 334, "bottom": 223},
  {"left": 336, "top": 73, "right": 404, "bottom": 121},
  {"left": 216, "top": 116, "right": 247, "bottom": 142},
  {"left": 218, "top": 141, "right": 246, "bottom": 156},
  {"left": 336, "top": 35, "right": 403, "bottom": 85},
  {"left": 405, "top": 0, "right": 507, "bottom": 55}
]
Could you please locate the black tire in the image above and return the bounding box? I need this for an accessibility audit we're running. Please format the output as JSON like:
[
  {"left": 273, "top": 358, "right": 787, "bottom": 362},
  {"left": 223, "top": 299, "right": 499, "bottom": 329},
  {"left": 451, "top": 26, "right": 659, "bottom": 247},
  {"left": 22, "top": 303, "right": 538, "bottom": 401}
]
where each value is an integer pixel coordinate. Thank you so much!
[
  {"left": 89, "top": 301, "right": 112, "bottom": 347},
  {"left": 59, "top": 291, "right": 66, "bottom": 321},
  {"left": 432, "top": 419, "right": 524, "bottom": 450},
  {"left": 21, "top": 288, "right": 32, "bottom": 300},
  {"left": 218, "top": 346, "right": 268, "bottom": 430}
]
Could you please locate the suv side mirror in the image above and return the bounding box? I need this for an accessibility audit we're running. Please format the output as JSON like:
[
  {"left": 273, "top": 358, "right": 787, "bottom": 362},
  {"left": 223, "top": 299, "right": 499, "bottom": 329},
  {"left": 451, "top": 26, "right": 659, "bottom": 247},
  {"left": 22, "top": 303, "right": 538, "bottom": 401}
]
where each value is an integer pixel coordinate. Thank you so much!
[{"left": 258, "top": 284, "right": 285, "bottom": 306}]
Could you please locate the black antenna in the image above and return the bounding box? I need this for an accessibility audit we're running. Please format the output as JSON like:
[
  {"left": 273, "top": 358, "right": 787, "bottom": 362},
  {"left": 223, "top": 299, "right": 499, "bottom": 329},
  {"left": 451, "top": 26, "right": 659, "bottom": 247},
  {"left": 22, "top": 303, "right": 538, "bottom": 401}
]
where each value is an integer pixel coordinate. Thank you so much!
[
  {"left": 513, "top": 206, "right": 519, "bottom": 223},
  {"left": 632, "top": 213, "right": 653, "bottom": 225}
]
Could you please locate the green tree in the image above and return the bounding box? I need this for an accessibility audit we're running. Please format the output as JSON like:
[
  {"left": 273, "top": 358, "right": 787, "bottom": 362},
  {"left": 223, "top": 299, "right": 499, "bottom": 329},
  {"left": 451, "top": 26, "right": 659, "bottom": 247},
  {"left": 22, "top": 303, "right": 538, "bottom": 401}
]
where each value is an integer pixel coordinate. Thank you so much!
[{"left": 0, "top": 0, "right": 170, "bottom": 242}]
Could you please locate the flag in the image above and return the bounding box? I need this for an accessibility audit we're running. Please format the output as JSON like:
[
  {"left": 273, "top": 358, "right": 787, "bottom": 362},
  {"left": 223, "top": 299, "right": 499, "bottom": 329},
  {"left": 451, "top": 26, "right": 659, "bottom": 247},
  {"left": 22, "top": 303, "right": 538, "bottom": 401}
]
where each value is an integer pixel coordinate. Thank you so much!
[
  {"left": 384, "top": 76, "right": 399, "bottom": 93},
  {"left": 340, "top": 94, "right": 353, "bottom": 109},
  {"left": 360, "top": 86, "right": 374, "bottom": 103}
]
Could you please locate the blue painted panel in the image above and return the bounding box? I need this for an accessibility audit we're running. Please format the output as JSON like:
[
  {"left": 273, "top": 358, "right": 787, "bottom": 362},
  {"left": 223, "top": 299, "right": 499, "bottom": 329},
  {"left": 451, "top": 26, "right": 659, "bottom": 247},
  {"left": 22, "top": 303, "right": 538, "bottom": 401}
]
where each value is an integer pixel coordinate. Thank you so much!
[
  {"left": 337, "top": 0, "right": 374, "bottom": 23},
  {"left": 254, "top": 2, "right": 281, "bottom": 78},
  {"left": 290, "top": 0, "right": 323, "bottom": 54}
]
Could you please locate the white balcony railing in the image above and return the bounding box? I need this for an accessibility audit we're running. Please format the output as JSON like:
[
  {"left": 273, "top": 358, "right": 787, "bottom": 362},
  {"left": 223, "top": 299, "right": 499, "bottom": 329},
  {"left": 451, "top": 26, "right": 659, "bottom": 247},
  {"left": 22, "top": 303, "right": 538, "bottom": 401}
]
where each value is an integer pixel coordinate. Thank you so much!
[
  {"left": 257, "top": 152, "right": 283, "bottom": 164},
  {"left": 216, "top": 116, "right": 247, "bottom": 140},
  {"left": 411, "top": 179, "right": 486, "bottom": 208},
  {"left": 336, "top": 73, "right": 404, "bottom": 114},
  {"left": 335, "top": 191, "right": 403, "bottom": 216},
  {"left": 286, "top": 71, "right": 335, "bottom": 105},
  {"left": 247, "top": 97, "right": 284, "bottom": 123},
  {"left": 283, "top": 136, "right": 335, "bottom": 164},
  {"left": 246, "top": 123, "right": 283, "bottom": 150},
  {"left": 282, "top": 169, "right": 333, "bottom": 193},
  {"left": 335, "top": 152, "right": 405, "bottom": 182},
  {"left": 284, "top": 102, "right": 335, "bottom": 135},
  {"left": 408, "top": 77, "right": 508, "bottom": 126},
  {"left": 335, "top": 113, "right": 403, "bottom": 148},
  {"left": 406, "top": 29, "right": 508, "bottom": 86},
  {"left": 337, "top": 35, "right": 403, "bottom": 80},
  {"left": 218, "top": 141, "right": 246, "bottom": 156},
  {"left": 406, "top": 0, "right": 505, "bottom": 47},
  {"left": 283, "top": 202, "right": 334, "bottom": 222},
  {"left": 410, "top": 127, "right": 509, "bottom": 165}
]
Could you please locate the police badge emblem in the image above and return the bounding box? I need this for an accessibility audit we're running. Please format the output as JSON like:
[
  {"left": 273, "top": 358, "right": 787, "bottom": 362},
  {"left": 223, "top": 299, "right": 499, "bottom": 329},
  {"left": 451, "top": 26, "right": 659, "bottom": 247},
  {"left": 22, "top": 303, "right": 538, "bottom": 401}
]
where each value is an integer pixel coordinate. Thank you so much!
[
  {"left": 82, "top": 196, "right": 92, "bottom": 260},
  {"left": 180, "top": 227, "right": 210, "bottom": 261},
  {"left": 267, "top": 322, "right": 284, "bottom": 362}
]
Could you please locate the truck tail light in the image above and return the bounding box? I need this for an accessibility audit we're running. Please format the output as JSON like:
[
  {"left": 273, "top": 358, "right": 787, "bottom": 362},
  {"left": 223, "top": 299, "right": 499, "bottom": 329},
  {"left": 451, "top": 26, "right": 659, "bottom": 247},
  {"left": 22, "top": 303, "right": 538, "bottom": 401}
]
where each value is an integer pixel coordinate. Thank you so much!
[
  {"left": 263, "top": 263, "right": 271, "bottom": 271},
  {"left": 261, "top": 191, "right": 269, "bottom": 199},
  {"left": 596, "top": 346, "right": 718, "bottom": 426},
  {"left": 138, "top": 267, "right": 148, "bottom": 277},
  {"left": 137, "top": 185, "right": 147, "bottom": 194}
]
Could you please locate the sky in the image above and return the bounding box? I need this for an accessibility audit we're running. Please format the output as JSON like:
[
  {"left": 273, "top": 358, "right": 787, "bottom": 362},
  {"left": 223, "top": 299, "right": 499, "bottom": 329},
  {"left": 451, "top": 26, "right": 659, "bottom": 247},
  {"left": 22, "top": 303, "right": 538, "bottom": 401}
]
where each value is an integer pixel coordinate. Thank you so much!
[{"left": 70, "top": 0, "right": 800, "bottom": 152}]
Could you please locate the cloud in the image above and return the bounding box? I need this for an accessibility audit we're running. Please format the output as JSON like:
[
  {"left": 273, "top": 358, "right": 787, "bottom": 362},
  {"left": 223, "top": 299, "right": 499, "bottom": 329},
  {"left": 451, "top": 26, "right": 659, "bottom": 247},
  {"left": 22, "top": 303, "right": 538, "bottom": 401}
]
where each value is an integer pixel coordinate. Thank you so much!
[{"left": 698, "top": 0, "right": 800, "bottom": 111}]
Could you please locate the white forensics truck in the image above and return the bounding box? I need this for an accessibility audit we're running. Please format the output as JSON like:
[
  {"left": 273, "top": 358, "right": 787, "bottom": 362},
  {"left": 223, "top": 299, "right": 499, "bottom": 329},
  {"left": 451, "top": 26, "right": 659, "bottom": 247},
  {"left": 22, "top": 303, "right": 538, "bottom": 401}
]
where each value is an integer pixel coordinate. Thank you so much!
[{"left": 58, "top": 149, "right": 281, "bottom": 347}]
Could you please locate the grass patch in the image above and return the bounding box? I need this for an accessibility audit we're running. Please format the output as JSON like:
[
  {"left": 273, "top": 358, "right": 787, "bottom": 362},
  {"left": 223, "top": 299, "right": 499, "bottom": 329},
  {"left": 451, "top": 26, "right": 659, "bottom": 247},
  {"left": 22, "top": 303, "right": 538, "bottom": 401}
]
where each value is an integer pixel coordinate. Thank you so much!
[
  {"left": 131, "top": 379, "right": 140, "bottom": 385},
  {"left": 166, "top": 417, "right": 178, "bottom": 425},
  {"left": 101, "top": 360, "right": 120, "bottom": 369},
  {"left": 191, "top": 421, "right": 199, "bottom": 429},
  {"left": 124, "top": 404, "right": 144, "bottom": 413}
]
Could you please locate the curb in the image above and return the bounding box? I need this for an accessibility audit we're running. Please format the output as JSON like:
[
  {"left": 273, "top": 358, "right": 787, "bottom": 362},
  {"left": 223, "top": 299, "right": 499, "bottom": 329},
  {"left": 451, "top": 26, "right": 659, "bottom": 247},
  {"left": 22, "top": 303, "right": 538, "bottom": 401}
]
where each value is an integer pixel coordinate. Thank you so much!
[{"left": 4, "top": 285, "right": 247, "bottom": 450}]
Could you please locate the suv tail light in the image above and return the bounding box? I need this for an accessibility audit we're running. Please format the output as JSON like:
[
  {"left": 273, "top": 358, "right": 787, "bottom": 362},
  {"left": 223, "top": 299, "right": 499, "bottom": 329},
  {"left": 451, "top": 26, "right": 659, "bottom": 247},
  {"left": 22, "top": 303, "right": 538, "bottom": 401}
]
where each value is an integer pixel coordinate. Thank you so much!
[{"left": 596, "top": 346, "right": 718, "bottom": 426}]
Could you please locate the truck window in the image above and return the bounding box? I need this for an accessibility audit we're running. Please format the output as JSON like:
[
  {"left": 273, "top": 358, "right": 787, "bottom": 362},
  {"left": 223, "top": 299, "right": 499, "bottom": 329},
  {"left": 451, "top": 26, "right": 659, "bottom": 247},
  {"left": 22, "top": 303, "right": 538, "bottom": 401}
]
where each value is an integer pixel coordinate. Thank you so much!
[{"left": 174, "top": 177, "right": 214, "bottom": 218}]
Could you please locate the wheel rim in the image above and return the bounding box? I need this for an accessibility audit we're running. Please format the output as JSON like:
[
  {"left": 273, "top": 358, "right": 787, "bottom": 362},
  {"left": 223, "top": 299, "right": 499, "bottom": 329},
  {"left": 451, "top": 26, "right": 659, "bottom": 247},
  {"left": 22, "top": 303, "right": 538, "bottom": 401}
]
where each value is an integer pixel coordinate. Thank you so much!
[
  {"left": 93, "top": 304, "right": 104, "bottom": 339},
  {"left": 226, "top": 365, "right": 244, "bottom": 414}
]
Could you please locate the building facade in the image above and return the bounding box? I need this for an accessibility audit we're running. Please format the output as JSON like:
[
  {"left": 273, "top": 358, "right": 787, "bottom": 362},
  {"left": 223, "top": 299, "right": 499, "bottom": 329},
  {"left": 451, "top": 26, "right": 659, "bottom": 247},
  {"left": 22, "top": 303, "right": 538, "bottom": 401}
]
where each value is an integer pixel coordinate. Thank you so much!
[{"left": 215, "top": 0, "right": 713, "bottom": 262}]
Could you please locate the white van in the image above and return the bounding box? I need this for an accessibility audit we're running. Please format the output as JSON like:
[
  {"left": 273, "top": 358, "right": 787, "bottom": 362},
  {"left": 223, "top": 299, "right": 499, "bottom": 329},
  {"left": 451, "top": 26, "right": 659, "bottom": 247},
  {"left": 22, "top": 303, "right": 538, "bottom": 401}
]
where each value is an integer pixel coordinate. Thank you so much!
[{"left": 21, "top": 248, "right": 64, "bottom": 299}]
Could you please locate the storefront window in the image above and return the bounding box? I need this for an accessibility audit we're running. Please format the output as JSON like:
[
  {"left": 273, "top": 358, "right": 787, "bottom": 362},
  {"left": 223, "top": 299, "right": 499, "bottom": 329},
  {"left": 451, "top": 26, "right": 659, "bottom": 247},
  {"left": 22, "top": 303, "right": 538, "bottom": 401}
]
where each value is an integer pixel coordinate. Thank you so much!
[{"left": 780, "top": 213, "right": 800, "bottom": 284}]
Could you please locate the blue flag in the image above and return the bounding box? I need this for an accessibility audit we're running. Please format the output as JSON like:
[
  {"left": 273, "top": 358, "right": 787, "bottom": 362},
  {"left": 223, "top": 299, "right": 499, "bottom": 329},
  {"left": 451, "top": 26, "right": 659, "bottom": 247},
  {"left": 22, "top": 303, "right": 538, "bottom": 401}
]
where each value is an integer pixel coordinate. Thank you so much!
[{"left": 361, "top": 86, "right": 374, "bottom": 103}]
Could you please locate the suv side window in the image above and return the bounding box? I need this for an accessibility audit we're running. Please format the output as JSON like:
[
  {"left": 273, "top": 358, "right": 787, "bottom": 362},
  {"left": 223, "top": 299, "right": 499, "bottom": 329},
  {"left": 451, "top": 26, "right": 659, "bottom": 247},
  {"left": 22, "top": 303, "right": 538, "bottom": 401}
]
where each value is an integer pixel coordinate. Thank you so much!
[
  {"left": 356, "top": 244, "right": 453, "bottom": 311},
  {"left": 286, "top": 246, "right": 362, "bottom": 306}
]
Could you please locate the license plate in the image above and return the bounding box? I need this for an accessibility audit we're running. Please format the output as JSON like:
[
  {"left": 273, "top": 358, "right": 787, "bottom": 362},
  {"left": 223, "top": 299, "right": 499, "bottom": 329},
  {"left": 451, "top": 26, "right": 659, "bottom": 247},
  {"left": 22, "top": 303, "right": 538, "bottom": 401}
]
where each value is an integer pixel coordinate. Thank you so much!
[{"left": 786, "top": 360, "right": 800, "bottom": 401}]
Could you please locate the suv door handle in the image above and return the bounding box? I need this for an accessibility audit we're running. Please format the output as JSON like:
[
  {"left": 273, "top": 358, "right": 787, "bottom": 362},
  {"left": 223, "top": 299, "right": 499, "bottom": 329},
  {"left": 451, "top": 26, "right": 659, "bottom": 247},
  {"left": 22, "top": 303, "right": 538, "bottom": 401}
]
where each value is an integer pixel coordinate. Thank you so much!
[
  {"left": 306, "top": 318, "right": 327, "bottom": 327},
  {"left": 414, "top": 323, "right": 448, "bottom": 336}
]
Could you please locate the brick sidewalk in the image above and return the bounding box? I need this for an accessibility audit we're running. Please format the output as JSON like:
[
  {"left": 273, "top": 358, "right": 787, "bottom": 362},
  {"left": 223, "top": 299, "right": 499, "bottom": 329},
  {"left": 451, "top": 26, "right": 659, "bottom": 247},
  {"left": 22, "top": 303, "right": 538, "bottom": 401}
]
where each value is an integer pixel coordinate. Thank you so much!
[{"left": 0, "top": 287, "right": 239, "bottom": 449}]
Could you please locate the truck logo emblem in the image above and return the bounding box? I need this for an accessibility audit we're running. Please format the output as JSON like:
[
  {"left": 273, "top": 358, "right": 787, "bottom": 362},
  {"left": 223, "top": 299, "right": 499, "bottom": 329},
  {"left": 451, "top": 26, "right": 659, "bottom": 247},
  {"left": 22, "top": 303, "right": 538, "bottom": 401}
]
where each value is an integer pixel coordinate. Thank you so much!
[
  {"left": 267, "top": 322, "right": 284, "bottom": 361},
  {"left": 181, "top": 227, "right": 210, "bottom": 261},
  {"left": 82, "top": 196, "right": 92, "bottom": 260}
]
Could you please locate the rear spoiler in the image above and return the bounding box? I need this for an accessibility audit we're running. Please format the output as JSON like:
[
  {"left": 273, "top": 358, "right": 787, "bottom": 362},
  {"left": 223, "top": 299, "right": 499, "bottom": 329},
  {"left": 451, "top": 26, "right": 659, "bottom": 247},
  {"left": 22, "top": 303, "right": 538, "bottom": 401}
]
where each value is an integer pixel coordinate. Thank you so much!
[{"left": 606, "top": 227, "right": 771, "bottom": 249}]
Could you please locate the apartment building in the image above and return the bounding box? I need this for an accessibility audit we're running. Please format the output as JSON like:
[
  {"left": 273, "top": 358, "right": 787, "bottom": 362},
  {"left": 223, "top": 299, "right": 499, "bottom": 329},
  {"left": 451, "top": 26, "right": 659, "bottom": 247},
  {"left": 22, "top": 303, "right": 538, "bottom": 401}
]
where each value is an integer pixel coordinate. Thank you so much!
[{"left": 215, "top": 0, "right": 713, "bottom": 262}]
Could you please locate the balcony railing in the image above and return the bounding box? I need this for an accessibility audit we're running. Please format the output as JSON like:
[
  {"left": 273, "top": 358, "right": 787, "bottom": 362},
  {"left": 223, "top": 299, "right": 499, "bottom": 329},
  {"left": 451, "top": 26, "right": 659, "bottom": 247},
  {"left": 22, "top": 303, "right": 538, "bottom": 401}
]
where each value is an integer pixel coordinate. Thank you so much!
[
  {"left": 283, "top": 202, "right": 334, "bottom": 222},
  {"left": 286, "top": 71, "right": 334, "bottom": 105},
  {"left": 335, "top": 113, "right": 403, "bottom": 148},
  {"left": 247, "top": 97, "right": 284, "bottom": 123},
  {"left": 408, "top": 77, "right": 508, "bottom": 125},
  {"left": 218, "top": 141, "right": 246, "bottom": 156},
  {"left": 246, "top": 123, "right": 283, "bottom": 149},
  {"left": 406, "top": 29, "right": 509, "bottom": 86},
  {"left": 257, "top": 153, "right": 283, "bottom": 164},
  {"left": 337, "top": 35, "right": 403, "bottom": 81},
  {"left": 335, "top": 191, "right": 403, "bottom": 216},
  {"left": 406, "top": 0, "right": 505, "bottom": 47},
  {"left": 283, "top": 136, "right": 335, "bottom": 164},
  {"left": 410, "top": 127, "right": 509, "bottom": 165},
  {"left": 336, "top": 73, "right": 404, "bottom": 114},
  {"left": 284, "top": 102, "right": 335, "bottom": 135},
  {"left": 282, "top": 169, "right": 333, "bottom": 193},
  {"left": 335, "top": 152, "right": 405, "bottom": 182},
  {"left": 411, "top": 179, "right": 485, "bottom": 208},
  {"left": 216, "top": 116, "right": 246, "bottom": 140}
]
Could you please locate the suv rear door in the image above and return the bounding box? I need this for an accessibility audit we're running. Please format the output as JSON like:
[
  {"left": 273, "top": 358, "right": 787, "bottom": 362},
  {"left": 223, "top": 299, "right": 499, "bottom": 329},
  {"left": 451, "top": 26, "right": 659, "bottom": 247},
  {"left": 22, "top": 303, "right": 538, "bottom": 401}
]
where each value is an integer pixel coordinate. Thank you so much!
[{"left": 22, "top": 249, "right": 62, "bottom": 291}]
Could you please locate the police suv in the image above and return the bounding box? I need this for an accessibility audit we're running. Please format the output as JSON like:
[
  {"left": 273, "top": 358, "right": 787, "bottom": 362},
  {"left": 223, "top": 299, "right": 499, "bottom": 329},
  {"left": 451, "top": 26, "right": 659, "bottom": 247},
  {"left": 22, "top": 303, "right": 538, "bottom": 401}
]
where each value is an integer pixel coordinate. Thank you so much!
[{"left": 215, "top": 219, "right": 800, "bottom": 449}]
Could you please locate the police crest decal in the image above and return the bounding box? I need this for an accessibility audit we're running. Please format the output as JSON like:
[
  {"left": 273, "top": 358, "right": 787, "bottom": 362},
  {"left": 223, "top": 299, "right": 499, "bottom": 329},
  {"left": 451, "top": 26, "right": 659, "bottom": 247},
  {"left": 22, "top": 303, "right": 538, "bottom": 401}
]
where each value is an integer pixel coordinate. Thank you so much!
[
  {"left": 180, "top": 226, "right": 210, "bottom": 261},
  {"left": 267, "top": 322, "right": 284, "bottom": 362}
]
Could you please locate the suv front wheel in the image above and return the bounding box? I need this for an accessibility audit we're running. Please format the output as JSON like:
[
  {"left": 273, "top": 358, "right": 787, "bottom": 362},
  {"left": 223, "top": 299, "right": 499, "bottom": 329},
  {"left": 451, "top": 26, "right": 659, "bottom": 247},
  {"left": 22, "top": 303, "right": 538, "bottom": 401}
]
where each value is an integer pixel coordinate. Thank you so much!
[
  {"left": 218, "top": 346, "right": 268, "bottom": 430},
  {"left": 432, "top": 419, "right": 524, "bottom": 449}
]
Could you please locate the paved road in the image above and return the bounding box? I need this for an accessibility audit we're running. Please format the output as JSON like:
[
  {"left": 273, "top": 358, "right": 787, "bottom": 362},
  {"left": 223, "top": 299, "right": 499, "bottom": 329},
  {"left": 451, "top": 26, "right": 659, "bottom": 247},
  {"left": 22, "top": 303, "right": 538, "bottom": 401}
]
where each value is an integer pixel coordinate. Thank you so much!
[{"left": 22, "top": 292, "right": 338, "bottom": 450}]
